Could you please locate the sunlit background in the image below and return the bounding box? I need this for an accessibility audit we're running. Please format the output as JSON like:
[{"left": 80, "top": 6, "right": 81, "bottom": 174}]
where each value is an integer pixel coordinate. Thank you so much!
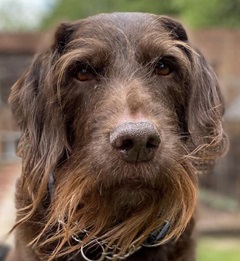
[{"left": 0, "top": 1, "right": 240, "bottom": 260}]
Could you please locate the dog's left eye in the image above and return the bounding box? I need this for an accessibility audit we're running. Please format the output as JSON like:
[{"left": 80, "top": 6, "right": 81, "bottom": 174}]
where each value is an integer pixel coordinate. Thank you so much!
[
  {"left": 75, "top": 66, "right": 96, "bottom": 82},
  {"left": 154, "top": 60, "right": 172, "bottom": 76}
]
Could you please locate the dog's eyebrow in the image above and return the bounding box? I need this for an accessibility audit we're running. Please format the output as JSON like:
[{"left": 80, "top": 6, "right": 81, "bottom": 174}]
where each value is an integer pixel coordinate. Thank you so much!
[
  {"left": 55, "top": 45, "right": 110, "bottom": 86},
  {"left": 138, "top": 31, "right": 190, "bottom": 56},
  {"left": 67, "top": 37, "right": 109, "bottom": 53},
  {"left": 56, "top": 38, "right": 111, "bottom": 65},
  {"left": 137, "top": 38, "right": 192, "bottom": 69},
  {"left": 56, "top": 45, "right": 110, "bottom": 70}
]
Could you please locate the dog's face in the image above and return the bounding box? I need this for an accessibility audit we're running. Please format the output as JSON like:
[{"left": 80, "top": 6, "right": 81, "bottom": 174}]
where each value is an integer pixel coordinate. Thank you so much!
[{"left": 10, "top": 13, "right": 227, "bottom": 259}]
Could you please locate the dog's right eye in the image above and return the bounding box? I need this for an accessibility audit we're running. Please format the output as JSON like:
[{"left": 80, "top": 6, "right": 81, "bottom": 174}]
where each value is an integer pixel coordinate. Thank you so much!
[
  {"left": 75, "top": 66, "right": 96, "bottom": 82},
  {"left": 154, "top": 60, "right": 173, "bottom": 76}
]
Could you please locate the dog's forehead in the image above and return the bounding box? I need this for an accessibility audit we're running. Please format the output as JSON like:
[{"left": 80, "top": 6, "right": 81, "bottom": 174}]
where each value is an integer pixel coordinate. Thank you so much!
[
  {"left": 73, "top": 12, "right": 166, "bottom": 41},
  {"left": 91, "top": 12, "right": 156, "bottom": 27}
]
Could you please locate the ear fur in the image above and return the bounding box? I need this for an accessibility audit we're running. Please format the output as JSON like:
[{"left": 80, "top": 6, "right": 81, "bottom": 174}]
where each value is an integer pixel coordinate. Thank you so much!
[
  {"left": 158, "top": 16, "right": 227, "bottom": 159},
  {"left": 9, "top": 22, "right": 76, "bottom": 165},
  {"left": 52, "top": 22, "right": 76, "bottom": 53},
  {"left": 159, "top": 16, "right": 188, "bottom": 42},
  {"left": 10, "top": 55, "right": 66, "bottom": 164},
  {"left": 8, "top": 21, "right": 78, "bottom": 226},
  {"left": 8, "top": 25, "right": 75, "bottom": 190},
  {"left": 187, "top": 50, "right": 228, "bottom": 160}
]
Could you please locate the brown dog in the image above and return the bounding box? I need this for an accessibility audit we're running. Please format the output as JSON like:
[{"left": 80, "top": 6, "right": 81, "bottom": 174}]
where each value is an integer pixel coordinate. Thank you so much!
[{"left": 6, "top": 13, "right": 227, "bottom": 261}]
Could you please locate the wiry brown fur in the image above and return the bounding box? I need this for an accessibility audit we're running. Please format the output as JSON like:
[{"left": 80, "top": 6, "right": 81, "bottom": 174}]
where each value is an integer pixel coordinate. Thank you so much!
[{"left": 7, "top": 13, "right": 227, "bottom": 261}]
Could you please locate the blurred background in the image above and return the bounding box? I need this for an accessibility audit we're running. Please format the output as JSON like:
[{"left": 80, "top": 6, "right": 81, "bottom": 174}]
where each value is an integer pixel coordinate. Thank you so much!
[{"left": 0, "top": 0, "right": 240, "bottom": 260}]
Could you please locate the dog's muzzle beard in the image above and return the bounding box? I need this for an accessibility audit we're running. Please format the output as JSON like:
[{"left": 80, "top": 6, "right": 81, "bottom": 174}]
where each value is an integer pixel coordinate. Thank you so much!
[{"left": 29, "top": 151, "right": 197, "bottom": 261}]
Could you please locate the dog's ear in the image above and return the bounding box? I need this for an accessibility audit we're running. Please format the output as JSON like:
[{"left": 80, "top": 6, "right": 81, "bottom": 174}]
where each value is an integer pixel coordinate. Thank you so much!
[
  {"left": 159, "top": 16, "right": 188, "bottom": 42},
  {"left": 187, "top": 51, "right": 228, "bottom": 159},
  {"left": 52, "top": 22, "right": 76, "bottom": 53},
  {"left": 159, "top": 17, "right": 227, "bottom": 158},
  {"left": 9, "top": 24, "right": 76, "bottom": 178},
  {"left": 9, "top": 54, "right": 68, "bottom": 170}
]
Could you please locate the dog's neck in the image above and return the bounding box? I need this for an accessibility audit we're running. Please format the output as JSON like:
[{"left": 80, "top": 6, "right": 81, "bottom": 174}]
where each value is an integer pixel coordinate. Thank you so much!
[{"left": 58, "top": 216, "right": 170, "bottom": 261}]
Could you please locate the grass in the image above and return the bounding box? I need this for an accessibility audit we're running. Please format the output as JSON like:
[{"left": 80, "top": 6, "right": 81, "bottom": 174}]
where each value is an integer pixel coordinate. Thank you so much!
[{"left": 197, "top": 237, "right": 240, "bottom": 261}]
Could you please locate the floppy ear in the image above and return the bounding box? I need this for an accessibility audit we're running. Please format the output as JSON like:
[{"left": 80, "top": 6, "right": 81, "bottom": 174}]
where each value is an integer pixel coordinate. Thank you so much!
[
  {"left": 52, "top": 22, "right": 75, "bottom": 53},
  {"left": 159, "top": 17, "right": 228, "bottom": 160},
  {"left": 187, "top": 50, "right": 228, "bottom": 160},
  {"left": 9, "top": 23, "right": 75, "bottom": 189},
  {"left": 159, "top": 16, "right": 188, "bottom": 42}
]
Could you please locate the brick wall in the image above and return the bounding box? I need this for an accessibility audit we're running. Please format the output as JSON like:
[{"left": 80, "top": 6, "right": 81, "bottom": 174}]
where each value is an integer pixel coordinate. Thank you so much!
[{"left": 190, "top": 29, "right": 240, "bottom": 104}]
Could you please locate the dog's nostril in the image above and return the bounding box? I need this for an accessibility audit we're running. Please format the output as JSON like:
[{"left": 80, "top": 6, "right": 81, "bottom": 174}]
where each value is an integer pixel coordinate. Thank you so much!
[
  {"left": 119, "top": 139, "right": 134, "bottom": 151},
  {"left": 110, "top": 122, "right": 160, "bottom": 163},
  {"left": 146, "top": 136, "right": 160, "bottom": 149}
]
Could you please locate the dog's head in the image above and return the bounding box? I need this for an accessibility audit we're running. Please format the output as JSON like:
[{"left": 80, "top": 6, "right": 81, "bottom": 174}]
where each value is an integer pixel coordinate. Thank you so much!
[{"left": 10, "top": 13, "right": 227, "bottom": 259}]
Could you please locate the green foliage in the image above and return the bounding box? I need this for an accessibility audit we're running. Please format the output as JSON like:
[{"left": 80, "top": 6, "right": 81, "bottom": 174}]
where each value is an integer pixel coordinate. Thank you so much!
[
  {"left": 1, "top": 0, "right": 240, "bottom": 30},
  {"left": 197, "top": 237, "right": 240, "bottom": 261},
  {"left": 41, "top": 0, "right": 240, "bottom": 29},
  {"left": 174, "top": 0, "right": 240, "bottom": 28},
  {"left": 41, "top": 0, "right": 177, "bottom": 29}
]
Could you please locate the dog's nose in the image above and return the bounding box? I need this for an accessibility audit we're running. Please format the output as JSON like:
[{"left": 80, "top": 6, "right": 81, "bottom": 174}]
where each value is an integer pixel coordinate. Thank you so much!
[{"left": 110, "top": 122, "right": 160, "bottom": 163}]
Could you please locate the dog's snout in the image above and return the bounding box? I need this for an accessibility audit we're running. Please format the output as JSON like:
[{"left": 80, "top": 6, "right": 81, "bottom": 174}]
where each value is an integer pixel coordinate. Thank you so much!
[{"left": 110, "top": 122, "right": 160, "bottom": 162}]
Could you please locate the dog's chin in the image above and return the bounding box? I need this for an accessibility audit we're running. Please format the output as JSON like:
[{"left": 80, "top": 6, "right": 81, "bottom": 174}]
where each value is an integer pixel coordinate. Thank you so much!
[
  {"left": 112, "top": 186, "right": 160, "bottom": 210},
  {"left": 89, "top": 174, "right": 168, "bottom": 222}
]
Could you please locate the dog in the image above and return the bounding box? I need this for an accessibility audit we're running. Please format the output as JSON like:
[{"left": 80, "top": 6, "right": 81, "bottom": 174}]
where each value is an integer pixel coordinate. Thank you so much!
[{"left": 5, "top": 13, "right": 227, "bottom": 261}]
